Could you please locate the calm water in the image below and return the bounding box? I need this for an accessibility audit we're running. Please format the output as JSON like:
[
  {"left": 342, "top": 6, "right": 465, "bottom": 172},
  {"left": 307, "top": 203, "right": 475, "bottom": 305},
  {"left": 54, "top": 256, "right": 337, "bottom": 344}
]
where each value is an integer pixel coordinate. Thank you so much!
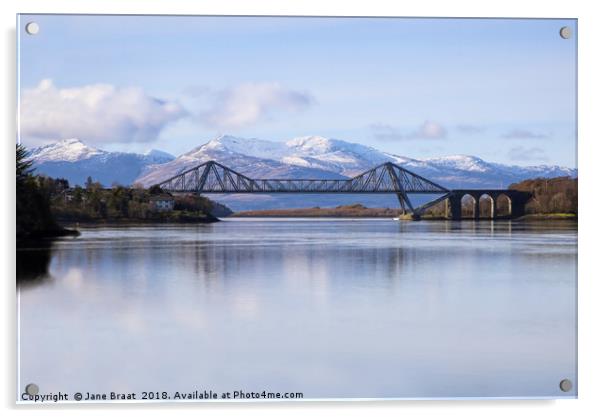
[{"left": 17, "top": 219, "right": 577, "bottom": 400}]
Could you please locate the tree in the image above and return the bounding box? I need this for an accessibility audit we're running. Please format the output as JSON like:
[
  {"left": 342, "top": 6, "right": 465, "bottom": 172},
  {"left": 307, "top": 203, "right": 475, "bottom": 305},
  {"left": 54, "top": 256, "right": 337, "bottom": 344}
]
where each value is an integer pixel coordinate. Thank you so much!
[
  {"left": 174, "top": 194, "right": 212, "bottom": 213},
  {"left": 16, "top": 144, "right": 62, "bottom": 238},
  {"left": 73, "top": 186, "right": 84, "bottom": 204},
  {"left": 16, "top": 144, "right": 34, "bottom": 181},
  {"left": 108, "top": 186, "right": 130, "bottom": 217},
  {"left": 148, "top": 185, "right": 164, "bottom": 195},
  {"left": 510, "top": 177, "right": 577, "bottom": 214}
]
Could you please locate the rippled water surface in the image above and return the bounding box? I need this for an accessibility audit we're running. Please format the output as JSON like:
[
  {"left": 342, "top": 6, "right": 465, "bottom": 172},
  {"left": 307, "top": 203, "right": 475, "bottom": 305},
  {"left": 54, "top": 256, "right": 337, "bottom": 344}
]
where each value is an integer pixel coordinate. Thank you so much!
[{"left": 18, "top": 219, "right": 577, "bottom": 399}]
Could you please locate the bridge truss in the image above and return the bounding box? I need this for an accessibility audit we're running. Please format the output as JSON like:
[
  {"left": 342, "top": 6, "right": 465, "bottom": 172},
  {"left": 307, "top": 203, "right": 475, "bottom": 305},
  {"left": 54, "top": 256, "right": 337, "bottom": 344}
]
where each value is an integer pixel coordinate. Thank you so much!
[{"left": 156, "top": 160, "right": 450, "bottom": 216}]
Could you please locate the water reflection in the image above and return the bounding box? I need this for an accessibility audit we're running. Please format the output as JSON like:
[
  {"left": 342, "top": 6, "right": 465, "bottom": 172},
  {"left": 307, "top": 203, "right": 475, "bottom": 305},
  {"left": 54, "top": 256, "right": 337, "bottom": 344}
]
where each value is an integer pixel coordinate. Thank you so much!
[
  {"left": 16, "top": 240, "right": 54, "bottom": 287},
  {"left": 17, "top": 219, "right": 577, "bottom": 399}
]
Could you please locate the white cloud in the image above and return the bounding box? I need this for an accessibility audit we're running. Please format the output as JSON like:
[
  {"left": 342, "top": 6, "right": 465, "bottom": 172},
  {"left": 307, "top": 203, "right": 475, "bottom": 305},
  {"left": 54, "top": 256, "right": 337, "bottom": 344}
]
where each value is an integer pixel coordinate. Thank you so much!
[
  {"left": 371, "top": 120, "right": 447, "bottom": 141},
  {"left": 199, "top": 82, "right": 314, "bottom": 130},
  {"left": 20, "top": 79, "right": 186, "bottom": 144},
  {"left": 409, "top": 120, "right": 447, "bottom": 139}
]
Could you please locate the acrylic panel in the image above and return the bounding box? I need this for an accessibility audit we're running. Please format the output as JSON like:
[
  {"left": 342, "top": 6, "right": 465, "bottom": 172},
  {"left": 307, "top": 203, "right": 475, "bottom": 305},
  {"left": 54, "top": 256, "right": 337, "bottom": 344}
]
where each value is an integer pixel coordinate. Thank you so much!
[{"left": 16, "top": 14, "right": 577, "bottom": 403}]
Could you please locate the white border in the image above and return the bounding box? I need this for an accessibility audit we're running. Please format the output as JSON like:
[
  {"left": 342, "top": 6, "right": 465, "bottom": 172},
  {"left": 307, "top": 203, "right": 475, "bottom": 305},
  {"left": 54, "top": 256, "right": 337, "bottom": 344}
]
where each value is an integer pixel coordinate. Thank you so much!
[{"left": 3, "top": 1, "right": 601, "bottom": 418}]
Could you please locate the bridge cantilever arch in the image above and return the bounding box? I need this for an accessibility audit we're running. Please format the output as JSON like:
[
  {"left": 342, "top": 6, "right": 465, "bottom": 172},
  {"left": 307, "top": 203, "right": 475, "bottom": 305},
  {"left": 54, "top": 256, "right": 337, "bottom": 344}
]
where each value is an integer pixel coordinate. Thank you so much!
[{"left": 156, "top": 160, "right": 531, "bottom": 220}]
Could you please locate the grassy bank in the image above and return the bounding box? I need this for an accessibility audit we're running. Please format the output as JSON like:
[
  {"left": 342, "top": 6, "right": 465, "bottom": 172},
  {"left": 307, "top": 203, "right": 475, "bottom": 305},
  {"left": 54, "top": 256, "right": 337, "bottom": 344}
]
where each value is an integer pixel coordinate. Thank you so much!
[
  {"left": 232, "top": 204, "right": 402, "bottom": 218},
  {"left": 234, "top": 205, "right": 578, "bottom": 221}
]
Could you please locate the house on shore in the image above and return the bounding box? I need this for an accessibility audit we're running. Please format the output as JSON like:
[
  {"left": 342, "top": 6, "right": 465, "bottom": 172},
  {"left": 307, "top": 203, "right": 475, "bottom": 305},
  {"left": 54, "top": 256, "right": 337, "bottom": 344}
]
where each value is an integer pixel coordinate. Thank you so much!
[{"left": 149, "top": 194, "right": 175, "bottom": 212}]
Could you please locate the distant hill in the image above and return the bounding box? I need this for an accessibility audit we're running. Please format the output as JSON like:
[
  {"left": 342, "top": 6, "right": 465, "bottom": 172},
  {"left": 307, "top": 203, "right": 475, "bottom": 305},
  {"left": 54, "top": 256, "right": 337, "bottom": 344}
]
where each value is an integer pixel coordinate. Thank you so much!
[
  {"left": 29, "top": 139, "right": 175, "bottom": 187},
  {"left": 135, "top": 134, "right": 576, "bottom": 190}
]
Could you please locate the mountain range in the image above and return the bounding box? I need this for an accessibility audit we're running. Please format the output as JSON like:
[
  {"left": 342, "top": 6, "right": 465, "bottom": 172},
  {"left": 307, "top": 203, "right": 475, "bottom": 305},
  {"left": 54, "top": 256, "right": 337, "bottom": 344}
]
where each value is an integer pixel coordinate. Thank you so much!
[
  {"left": 28, "top": 135, "right": 577, "bottom": 211},
  {"left": 29, "top": 139, "right": 175, "bottom": 187}
]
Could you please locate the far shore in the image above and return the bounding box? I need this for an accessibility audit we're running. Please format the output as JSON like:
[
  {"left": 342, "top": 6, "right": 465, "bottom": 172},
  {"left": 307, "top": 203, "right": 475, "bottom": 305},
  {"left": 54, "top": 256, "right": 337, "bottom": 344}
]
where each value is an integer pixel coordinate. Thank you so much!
[
  {"left": 232, "top": 205, "right": 577, "bottom": 221},
  {"left": 231, "top": 204, "right": 401, "bottom": 218}
]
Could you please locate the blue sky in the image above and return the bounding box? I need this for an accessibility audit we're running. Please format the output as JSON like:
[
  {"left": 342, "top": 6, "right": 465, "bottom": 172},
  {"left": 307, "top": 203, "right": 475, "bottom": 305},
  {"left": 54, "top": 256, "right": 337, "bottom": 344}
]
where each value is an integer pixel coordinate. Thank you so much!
[{"left": 18, "top": 15, "right": 577, "bottom": 167}]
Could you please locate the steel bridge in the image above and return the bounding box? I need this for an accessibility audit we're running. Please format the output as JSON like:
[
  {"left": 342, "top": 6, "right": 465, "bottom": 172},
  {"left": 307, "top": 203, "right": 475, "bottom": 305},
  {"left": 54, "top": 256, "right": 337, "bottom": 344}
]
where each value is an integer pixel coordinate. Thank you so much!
[{"left": 156, "top": 160, "right": 530, "bottom": 219}]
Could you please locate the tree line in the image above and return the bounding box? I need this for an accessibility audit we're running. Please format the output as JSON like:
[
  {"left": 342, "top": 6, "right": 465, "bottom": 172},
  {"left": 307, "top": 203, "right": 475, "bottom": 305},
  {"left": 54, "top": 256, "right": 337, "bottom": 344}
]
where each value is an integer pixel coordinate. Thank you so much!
[
  {"left": 16, "top": 144, "right": 232, "bottom": 238},
  {"left": 49, "top": 178, "right": 232, "bottom": 222},
  {"left": 16, "top": 144, "right": 68, "bottom": 238},
  {"left": 509, "top": 176, "right": 577, "bottom": 215}
]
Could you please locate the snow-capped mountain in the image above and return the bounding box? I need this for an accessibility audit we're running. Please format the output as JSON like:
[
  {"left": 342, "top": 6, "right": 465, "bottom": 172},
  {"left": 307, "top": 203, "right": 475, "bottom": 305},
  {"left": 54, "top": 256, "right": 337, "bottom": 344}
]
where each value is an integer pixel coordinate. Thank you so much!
[
  {"left": 27, "top": 135, "right": 576, "bottom": 211},
  {"left": 142, "top": 148, "right": 177, "bottom": 162},
  {"left": 131, "top": 134, "right": 575, "bottom": 210},
  {"left": 135, "top": 135, "right": 349, "bottom": 187},
  {"left": 281, "top": 135, "right": 413, "bottom": 176},
  {"left": 30, "top": 138, "right": 104, "bottom": 162},
  {"left": 29, "top": 138, "right": 175, "bottom": 186},
  {"left": 136, "top": 134, "right": 575, "bottom": 189},
  {"left": 135, "top": 134, "right": 409, "bottom": 186}
]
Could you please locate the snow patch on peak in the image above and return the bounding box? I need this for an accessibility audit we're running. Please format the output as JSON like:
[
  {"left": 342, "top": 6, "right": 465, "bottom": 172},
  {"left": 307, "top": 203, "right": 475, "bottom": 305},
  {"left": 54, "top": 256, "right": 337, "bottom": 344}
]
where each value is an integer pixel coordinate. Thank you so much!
[
  {"left": 194, "top": 134, "right": 288, "bottom": 160},
  {"left": 286, "top": 135, "right": 332, "bottom": 150},
  {"left": 286, "top": 135, "right": 388, "bottom": 160},
  {"left": 425, "top": 155, "right": 491, "bottom": 172},
  {"left": 143, "top": 149, "right": 175, "bottom": 161},
  {"left": 57, "top": 138, "right": 85, "bottom": 146},
  {"left": 286, "top": 136, "right": 374, "bottom": 156},
  {"left": 30, "top": 138, "right": 104, "bottom": 162},
  {"left": 204, "top": 134, "right": 243, "bottom": 147},
  {"left": 428, "top": 154, "right": 484, "bottom": 163}
]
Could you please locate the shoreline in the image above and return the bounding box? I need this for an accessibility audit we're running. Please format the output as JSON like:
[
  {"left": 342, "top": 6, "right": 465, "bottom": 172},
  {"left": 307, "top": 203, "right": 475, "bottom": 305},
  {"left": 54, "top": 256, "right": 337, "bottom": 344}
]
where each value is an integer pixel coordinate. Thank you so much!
[
  {"left": 229, "top": 216, "right": 577, "bottom": 221},
  {"left": 17, "top": 216, "right": 220, "bottom": 240},
  {"left": 56, "top": 216, "right": 220, "bottom": 228},
  {"left": 231, "top": 214, "right": 398, "bottom": 219},
  {"left": 25, "top": 213, "right": 577, "bottom": 228},
  {"left": 17, "top": 227, "right": 80, "bottom": 241},
  {"left": 398, "top": 213, "right": 577, "bottom": 221},
  {"left": 232, "top": 204, "right": 401, "bottom": 218},
  {"left": 232, "top": 206, "right": 577, "bottom": 221},
  {"left": 514, "top": 213, "right": 577, "bottom": 221}
]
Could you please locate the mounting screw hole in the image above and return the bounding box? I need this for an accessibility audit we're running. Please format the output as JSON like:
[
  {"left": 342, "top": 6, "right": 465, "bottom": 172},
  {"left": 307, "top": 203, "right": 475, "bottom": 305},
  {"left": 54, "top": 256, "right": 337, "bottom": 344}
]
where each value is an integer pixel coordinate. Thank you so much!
[
  {"left": 559, "top": 379, "right": 573, "bottom": 392},
  {"left": 559, "top": 26, "right": 572, "bottom": 39},
  {"left": 25, "top": 383, "right": 39, "bottom": 396},
  {"left": 25, "top": 22, "right": 39, "bottom": 35}
]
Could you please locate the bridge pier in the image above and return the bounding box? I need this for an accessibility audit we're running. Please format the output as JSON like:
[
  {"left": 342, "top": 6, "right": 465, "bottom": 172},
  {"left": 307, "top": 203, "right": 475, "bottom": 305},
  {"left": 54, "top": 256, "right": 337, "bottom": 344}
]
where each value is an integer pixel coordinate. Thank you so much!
[
  {"left": 397, "top": 194, "right": 406, "bottom": 215},
  {"left": 396, "top": 192, "right": 421, "bottom": 220},
  {"left": 447, "top": 194, "right": 463, "bottom": 220}
]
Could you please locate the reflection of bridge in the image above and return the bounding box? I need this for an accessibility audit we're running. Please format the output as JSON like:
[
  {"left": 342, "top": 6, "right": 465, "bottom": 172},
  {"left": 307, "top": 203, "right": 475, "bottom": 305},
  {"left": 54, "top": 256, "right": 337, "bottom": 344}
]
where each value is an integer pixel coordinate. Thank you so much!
[{"left": 156, "top": 160, "right": 530, "bottom": 220}]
